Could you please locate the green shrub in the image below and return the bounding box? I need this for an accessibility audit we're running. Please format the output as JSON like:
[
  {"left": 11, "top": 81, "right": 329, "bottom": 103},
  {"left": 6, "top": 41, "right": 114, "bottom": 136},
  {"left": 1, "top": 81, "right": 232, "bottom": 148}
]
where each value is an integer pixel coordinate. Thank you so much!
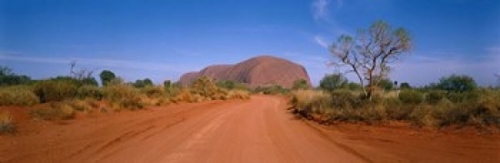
[
  {"left": 290, "top": 90, "right": 331, "bottom": 118},
  {"left": 253, "top": 85, "right": 289, "bottom": 95},
  {"left": 329, "top": 90, "right": 362, "bottom": 109},
  {"left": 31, "top": 103, "right": 76, "bottom": 120},
  {"left": 292, "top": 79, "right": 310, "bottom": 90},
  {"left": 0, "top": 111, "right": 15, "bottom": 133},
  {"left": 398, "top": 89, "right": 424, "bottom": 104},
  {"left": 141, "top": 86, "right": 165, "bottom": 98},
  {"left": 425, "top": 90, "right": 446, "bottom": 104},
  {"left": 290, "top": 88, "right": 500, "bottom": 128},
  {"left": 0, "top": 86, "right": 39, "bottom": 106},
  {"left": 34, "top": 79, "right": 79, "bottom": 102},
  {"left": 77, "top": 85, "right": 103, "bottom": 99},
  {"left": 446, "top": 91, "right": 479, "bottom": 103},
  {"left": 103, "top": 84, "right": 144, "bottom": 110}
]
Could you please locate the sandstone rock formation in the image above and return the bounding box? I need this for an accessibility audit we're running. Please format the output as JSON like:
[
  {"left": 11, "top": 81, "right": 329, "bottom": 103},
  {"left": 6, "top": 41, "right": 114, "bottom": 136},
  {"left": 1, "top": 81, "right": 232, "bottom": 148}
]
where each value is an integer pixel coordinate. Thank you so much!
[{"left": 178, "top": 55, "right": 311, "bottom": 88}]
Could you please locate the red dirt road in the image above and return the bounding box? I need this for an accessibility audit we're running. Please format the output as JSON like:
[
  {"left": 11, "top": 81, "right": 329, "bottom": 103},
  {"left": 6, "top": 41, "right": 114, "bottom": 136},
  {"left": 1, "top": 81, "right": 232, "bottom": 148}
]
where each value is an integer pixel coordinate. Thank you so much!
[{"left": 1, "top": 95, "right": 499, "bottom": 163}]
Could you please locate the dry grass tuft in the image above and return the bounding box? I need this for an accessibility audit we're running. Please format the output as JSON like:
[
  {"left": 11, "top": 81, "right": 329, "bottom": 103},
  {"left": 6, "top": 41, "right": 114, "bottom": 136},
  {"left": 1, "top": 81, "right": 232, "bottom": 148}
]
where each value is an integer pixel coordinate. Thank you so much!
[{"left": 0, "top": 111, "right": 15, "bottom": 133}]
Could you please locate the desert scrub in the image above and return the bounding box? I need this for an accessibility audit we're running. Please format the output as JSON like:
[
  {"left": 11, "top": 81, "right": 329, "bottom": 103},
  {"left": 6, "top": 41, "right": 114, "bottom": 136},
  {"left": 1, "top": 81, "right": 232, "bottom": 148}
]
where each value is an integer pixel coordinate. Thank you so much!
[
  {"left": 77, "top": 85, "right": 103, "bottom": 99},
  {"left": 425, "top": 90, "right": 446, "bottom": 104},
  {"left": 0, "top": 85, "right": 39, "bottom": 106},
  {"left": 103, "top": 84, "right": 144, "bottom": 110},
  {"left": 290, "top": 90, "right": 331, "bottom": 117},
  {"left": 190, "top": 76, "right": 228, "bottom": 100},
  {"left": 227, "top": 90, "right": 251, "bottom": 100},
  {"left": 140, "top": 86, "right": 165, "bottom": 98},
  {"left": 34, "top": 79, "right": 79, "bottom": 102},
  {"left": 253, "top": 85, "right": 290, "bottom": 95},
  {"left": 31, "top": 102, "right": 76, "bottom": 120},
  {"left": 0, "top": 111, "right": 15, "bottom": 133},
  {"left": 66, "top": 100, "right": 95, "bottom": 112},
  {"left": 398, "top": 89, "right": 424, "bottom": 104}
]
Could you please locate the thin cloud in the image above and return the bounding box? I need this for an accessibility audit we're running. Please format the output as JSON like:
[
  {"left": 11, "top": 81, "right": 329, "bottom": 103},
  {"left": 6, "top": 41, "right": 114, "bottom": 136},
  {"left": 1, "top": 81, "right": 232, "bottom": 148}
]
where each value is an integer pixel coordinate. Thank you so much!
[
  {"left": 314, "top": 35, "right": 329, "bottom": 48},
  {"left": 312, "top": 0, "right": 330, "bottom": 20},
  {"left": 0, "top": 54, "right": 191, "bottom": 73}
]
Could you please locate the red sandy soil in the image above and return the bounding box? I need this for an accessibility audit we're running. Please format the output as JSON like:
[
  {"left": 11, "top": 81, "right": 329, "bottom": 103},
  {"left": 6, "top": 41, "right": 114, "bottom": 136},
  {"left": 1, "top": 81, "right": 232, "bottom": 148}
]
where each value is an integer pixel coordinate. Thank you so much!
[{"left": 1, "top": 95, "right": 499, "bottom": 163}]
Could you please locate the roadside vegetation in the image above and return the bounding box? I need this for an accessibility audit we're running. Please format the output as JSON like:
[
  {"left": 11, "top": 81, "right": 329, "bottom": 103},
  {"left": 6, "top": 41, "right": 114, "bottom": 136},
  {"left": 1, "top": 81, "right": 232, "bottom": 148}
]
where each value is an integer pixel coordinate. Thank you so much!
[
  {"left": 291, "top": 21, "right": 500, "bottom": 129},
  {"left": 0, "top": 65, "right": 251, "bottom": 132},
  {"left": 291, "top": 73, "right": 500, "bottom": 129}
]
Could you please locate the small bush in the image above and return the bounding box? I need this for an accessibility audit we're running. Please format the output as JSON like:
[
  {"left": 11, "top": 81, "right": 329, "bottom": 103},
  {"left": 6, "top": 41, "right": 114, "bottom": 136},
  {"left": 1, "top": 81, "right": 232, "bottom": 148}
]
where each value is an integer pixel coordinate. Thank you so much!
[
  {"left": 0, "top": 86, "right": 39, "bottom": 106},
  {"left": 253, "top": 85, "right": 289, "bottom": 95},
  {"left": 425, "top": 90, "right": 446, "bottom": 104},
  {"left": 190, "top": 76, "right": 228, "bottom": 100},
  {"left": 34, "top": 79, "right": 79, "bottom": 102},
  {"left": 0, "top": 111, "right": 15, "bottom": 133},
  {"left": 31, "top": 103, "right": 76, "bottom": 120},
  {"left": 446, "top": 91, "right": 479, "bottom": 103},
  {"left": 103, "top": 84, "right": 144, "bottom": 110},
  {"left": 141, "top": 86, "right": 165, "bottom": 98},
  {"left": 77, "top": 85, "right": 103, "bottom": 99},
  {"left": 398, "top": 89, "right": 424, "bottom": 104},
  {"left": 290, "top": 90, "right": 331, "bottom": 118},
  {"left": 329, "top": 90, "right": 363, "bottom": 109},
  {"left": 227, "top": 90, "right": 250, "bottom": 100},
  {"left": 67, "top": 100, "right": 94, "bottom": 112}
]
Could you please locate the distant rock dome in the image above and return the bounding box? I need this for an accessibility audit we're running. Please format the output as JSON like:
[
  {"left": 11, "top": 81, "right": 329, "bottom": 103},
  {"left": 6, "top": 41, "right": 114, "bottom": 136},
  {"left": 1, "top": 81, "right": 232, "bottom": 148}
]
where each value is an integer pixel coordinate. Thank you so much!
[{"left": 178, "top": 55, "right": 311, "bottom": 88}]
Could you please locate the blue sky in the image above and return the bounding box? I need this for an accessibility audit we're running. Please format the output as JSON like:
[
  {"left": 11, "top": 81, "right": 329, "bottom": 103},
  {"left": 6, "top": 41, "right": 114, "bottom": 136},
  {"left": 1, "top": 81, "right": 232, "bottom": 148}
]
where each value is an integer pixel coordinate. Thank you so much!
[{"left": 1, "top": 0, "right": 499, "bottom": 86}]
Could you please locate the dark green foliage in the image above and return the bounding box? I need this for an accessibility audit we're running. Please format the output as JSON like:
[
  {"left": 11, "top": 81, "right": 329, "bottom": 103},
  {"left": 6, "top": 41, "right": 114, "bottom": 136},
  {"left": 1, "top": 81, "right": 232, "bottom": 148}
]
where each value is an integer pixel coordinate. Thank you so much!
[
  {"left": 253, "top": 85, "right": 289, "bottom": 95},
  {"left": 77, "top": 85, "right": 103, "bottom": 99},
  {"left": 99, "top": 70, "right": 116, "bottom": 86},
  {"left": 346, "top": 82, "right": 362, "bottom": 90},
  {"left": 319, "top": 74, "right": 348, "bottom": 92},
  {"left": 426, "top": 90, "right": 446, "bottom": 104},
  {"left": 400, "top": 82, "right": 411, "bottom": 89},
  {"left": 0, "top": 66, "right": 32, "bottom": 86},
  {"left": 436, "top": 74, "right": 477, "bottom": 92},
  {"left": 217, "top": 80, "right": 236, "bottom": 90},
  {"left": 292, "top": 79, "right": 310, "bottom": 90},
  {"left": 377, "top": 78, "right": 394, "bottom": 91},
  {"left": 446, "top": 91, "right": 479, "bottom": 103},
  {"left": 141, "top": 86, "right": 164, "bottom": 98},
  {"left": 398, "top": 89, "right": 424, "bottom": 104},
  {"left": 329, "top": 90, "right": 363, "bottom": 109},
  {"left": 132, "top": 78, "right": 154, "bottom": 88},
  {"left": 216, "top": 80, "right": 249, "bottom": 90},
  {"left": 33, "top": 78, "right": 79, "bottom": 103},
  {"left": 80, "top": 77, "right": 99, "bottom": 86}
]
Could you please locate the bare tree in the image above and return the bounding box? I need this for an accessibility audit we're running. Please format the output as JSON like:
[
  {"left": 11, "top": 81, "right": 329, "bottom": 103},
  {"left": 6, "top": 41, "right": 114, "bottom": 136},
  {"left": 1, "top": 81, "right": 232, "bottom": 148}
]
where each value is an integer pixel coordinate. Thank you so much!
[
  {"left": 69, "top": 61, "right": 95, "bottom": 80},
  {"left": 329, "top": 21, "right": 412, "bottom": 99}
]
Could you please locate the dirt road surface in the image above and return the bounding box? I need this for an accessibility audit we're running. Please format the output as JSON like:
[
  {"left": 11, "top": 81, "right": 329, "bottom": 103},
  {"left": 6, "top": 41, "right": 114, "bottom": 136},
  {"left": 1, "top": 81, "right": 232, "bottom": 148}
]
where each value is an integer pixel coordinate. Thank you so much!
[{"left": 1, "top": 95, "right": 499, "bottom": 163}]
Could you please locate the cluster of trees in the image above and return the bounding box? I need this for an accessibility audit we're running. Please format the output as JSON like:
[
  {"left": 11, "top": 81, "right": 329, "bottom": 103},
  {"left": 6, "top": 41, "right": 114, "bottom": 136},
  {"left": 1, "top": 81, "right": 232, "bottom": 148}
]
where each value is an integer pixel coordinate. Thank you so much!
[
  {"left": 0, "top": 66, "right": 32, "bottom": 86},
  {"left": 317, "top": 73, "right": 481, "bottom": 93}
]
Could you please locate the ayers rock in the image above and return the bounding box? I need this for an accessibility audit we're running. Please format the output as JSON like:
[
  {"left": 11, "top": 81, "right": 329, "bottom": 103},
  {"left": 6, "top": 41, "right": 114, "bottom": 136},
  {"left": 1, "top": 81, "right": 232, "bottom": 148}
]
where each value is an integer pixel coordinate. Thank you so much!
[{"left": 178, "top": 55, "right": 311, "bottom": 88}]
